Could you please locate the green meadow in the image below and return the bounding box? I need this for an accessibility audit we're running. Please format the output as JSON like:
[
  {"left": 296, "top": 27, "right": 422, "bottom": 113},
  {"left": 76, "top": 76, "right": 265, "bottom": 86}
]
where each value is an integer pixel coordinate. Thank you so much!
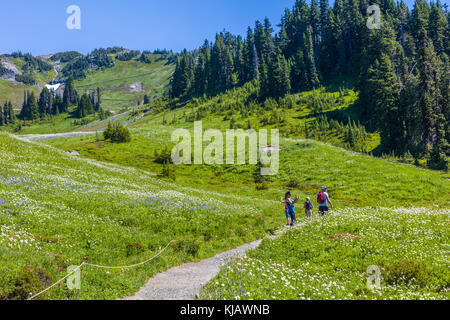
[
  {"left": 202, "top": 207, "right": 449, "bottom": 300},
  {"left": 75, "top": 55, "right": 175, "bottom": 110},
  {"left": 0, "top": 80, "right": 39, "bottom": 108},
  {"left": 47, "top": 107, "right": 450, "bottom": 208},
  {"left": 0, "top": 132, "right": 279, "bottom": 300}
]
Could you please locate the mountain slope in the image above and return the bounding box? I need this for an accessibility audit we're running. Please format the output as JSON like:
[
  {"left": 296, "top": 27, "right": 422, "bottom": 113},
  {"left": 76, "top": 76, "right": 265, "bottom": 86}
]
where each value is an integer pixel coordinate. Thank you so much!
[
  {"left": 74, "top": 55, "right": 175, "bottom": 110},
  {"left": 0, "top": 51, "right": 175, "bottom": 112},
  {"left": 0, "top": 132, "right": 277, "bottom": 300},
  {"left": 46, "top": 107, "right": 450, "bottom": 208}
]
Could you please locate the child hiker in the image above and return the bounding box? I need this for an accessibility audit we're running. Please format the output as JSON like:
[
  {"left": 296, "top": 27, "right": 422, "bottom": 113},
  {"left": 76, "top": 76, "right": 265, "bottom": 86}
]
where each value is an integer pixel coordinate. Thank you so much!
[
  {"left": 304, "top": 197, "right": 314, "bottom": 221},
  {"left": 281, "top": 191, "right": 299, "bottom": 227}
]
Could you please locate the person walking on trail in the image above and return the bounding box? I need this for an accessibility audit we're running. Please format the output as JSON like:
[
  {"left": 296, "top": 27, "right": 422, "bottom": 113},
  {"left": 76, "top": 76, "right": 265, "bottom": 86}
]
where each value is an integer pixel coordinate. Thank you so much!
[
  {"left": 304, "top": 197, "right": 314, "bottom": 221},
  {"left": 317, "top": 186, "right": 333, "bottom": 216},
  {"left": 281, "top": 192, "right": 299, "bottom": 227}
]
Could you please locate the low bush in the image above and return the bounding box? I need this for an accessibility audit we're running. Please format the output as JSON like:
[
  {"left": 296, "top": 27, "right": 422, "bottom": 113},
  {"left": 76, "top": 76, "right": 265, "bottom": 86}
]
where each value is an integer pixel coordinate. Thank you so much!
[
  {"left": 126, "top": 242, "right": 146, "bottom": 257},
  {"left": 7, "top": 266, "right": 52, "bottom": 300}
]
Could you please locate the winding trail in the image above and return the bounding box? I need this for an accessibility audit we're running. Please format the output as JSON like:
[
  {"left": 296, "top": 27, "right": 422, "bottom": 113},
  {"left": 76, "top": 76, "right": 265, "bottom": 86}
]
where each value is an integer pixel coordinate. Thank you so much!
[
  {"left": 124, "top": 224, "right": 301, "bottom": 300},
  {"left": 17, "top": 132, "right": 97, "bottom": 141}
]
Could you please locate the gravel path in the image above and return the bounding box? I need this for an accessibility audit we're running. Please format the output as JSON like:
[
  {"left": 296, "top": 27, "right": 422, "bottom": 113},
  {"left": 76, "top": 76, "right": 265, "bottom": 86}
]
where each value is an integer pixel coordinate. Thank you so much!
[
  {"left": 124, "top": 240, "right": 262, "bottom": 300},
  {"left": 17, "top": 132, "right": 97, "bottom": 141},
  {"left": 124, "top": 224, "right": 301, "bottom": 300}
]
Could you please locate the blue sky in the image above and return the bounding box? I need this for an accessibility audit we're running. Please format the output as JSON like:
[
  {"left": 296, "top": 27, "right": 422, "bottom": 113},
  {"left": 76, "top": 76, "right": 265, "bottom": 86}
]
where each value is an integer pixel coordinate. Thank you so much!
[{"left": 0, "top": 0, "right": 420, "bottom": 56}]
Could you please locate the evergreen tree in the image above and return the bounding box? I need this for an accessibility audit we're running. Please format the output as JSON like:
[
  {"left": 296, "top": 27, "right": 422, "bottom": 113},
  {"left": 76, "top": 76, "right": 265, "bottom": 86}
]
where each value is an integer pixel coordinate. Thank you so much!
[
  {"left": 428, "top": 110, "right": 449, "bottom": 171},
  {"left": 193, "top": 40, "right": 211, "bottom": 96},
  {"left": 76, "top": 93, "right": 94, "bottom": 118},
  {"left": 261, "top": 50, "right": 291, "bottom": 99},
  {"left": 0, "top": 103, "right": 4, "bottom": 126},
  {"left": 242, "top": 27, "right": 258, "bottom": 82},
  {"left": 63, "top": 76, "right": 77, "bottom": 112},
  {"left": 416, "top": 27, "right": 442, "bottom": 156},
  {"left": 429, "top": 1, "right": 448, "bottom": 57},
  {"left": 96, "top": 87, "right": 102, "bottom": 110},
  {"left": 143, "top": 94, "right": 150, "bottom": 105},
  {"left": 38, "top": 87, "right": 52, "bottom": 117}
]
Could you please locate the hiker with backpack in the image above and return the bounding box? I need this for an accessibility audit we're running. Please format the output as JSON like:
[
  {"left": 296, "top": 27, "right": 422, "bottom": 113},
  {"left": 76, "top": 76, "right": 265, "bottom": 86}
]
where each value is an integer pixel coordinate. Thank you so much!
[
  {"left": 303, "top": 197, "right": 314, "bottom": 221},
  {"left": 317, "top": 186, "right": 333, "bottom": 216},
  {"left": 280, "top": 191, "right": 299, "bottom": 227}
]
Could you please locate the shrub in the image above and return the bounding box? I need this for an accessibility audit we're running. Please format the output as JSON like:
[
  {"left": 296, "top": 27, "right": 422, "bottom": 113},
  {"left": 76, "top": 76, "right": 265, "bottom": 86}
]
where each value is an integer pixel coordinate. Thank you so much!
[
  {"left": 173, "top": 240, "right": 201, "bottom": 257},
  {"left": 126, "top": 242, "right": 146, "bottom": 257},
  {"left": 15, "top": 73, "right": 36, "bottom": 85},
  {"left": 7, "top": 266, "right": 52, "bottom": 300},
  {"left": 158, "top": 162, "right": 175, "bottom": 180},
  {"left": 103, "top": 122, "right": 114, "bottom": 140},
  {"left": 256, "top": 181, "right": 269, "bottom": 190},
  {"left": 384, "top": 259, "right": 429, "bottom": 287},
  {"left": 112, "top": 125, "right": 131, "bottom": 143},
  {"left": 286, "top": 178, "right": 300, "bottom": 188},
  {"left": 104, "top": 123, "right": 131, "bottom": 143},
  {"left": 154, "top": 147, "right": 173, "bottom": 164}
]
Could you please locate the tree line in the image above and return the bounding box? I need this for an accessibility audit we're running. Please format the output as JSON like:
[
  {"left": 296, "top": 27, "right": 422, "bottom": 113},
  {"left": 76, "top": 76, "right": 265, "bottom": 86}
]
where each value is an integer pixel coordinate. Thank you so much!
[
  {"left": 171, "top": 0, "right": 449, "bottom": 170},
  {"left": 15, "top": 76, "right": 104, "bottom": 122},
  {"left": 0, "top": 102, "right": 15, "bottom": 126}
]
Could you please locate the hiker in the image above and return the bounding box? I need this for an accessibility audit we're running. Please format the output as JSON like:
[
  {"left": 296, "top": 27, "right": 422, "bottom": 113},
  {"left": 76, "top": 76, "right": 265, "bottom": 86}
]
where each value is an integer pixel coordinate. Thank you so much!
[
  {"left": 303, "top": 197, "right": 314, "bottom": 221},
  {"left": 317, "top": 186, "right": 333, "bottom": 216},
  {"left": 281, "top": 192, "right": 299, "bottom": 227}
]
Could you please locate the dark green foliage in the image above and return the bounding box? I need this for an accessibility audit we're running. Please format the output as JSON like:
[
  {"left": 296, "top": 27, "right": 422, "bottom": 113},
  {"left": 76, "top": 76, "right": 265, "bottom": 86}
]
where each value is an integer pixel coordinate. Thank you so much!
[
  {"left": 138, "top": 52, "right": 153, "bottom": 64},
  {"left": 61, "top": 56, "right": 90, "bottom": 79},
  {"left": 286, "top": 178, "right": 300, "bottom": 189},
  {"left": 112, "top": 125, "right": 131, "bottom": 143},
  {"left": 103, "top": 122, "right": 114, "bottom": 141},
  {"left": 169, "top": 0, "right": 448, "bottom": 169},
  {"left": 6, "top": 266, "right": 52, "bottom": 300},
  {"left": 154, "top": 146, "right": 173, "bottom": 164},
  {"left": 104, "top": 123, "right": 131, "bottom": 143},
  {"left": 19, "top": 91, "right": 39, "bottom": 121},
  {"left": 10, "top": 53, "right": 53, "bottom": 73},
  {"left": 173, "top": 240, "right": 201, "bottom": 257},
  {"left": 15, "top": 73, "right": 35, "bottom": 85},
  {"left": 88, "top": 48, "right": 115, "bottom": 69},
  {"left": 158, "top": 161, "right": 175, "bottom": 180},
  {"left": 63, "top": 76, "right": 78, "bottom": 113},
  {"left": 383, "top": 259, "right": 430, "bottom": 288},
  {"left": 126, "top": 242, "right": 146, "bottom": 257},
  {"left": 0, "top": 101, "right": 15, "bottom": 126},
  {"left": 116, "top": 50, "right": 141, "bottom": 61},
  {"left": 61, "top": 48, "right": 114, "bottom": 79},
  {"left": 49, "top": 51, "right": 83, "bottom": 63},
  {"left": 76, "top": 93, "right": 94, "bottom": 118}
]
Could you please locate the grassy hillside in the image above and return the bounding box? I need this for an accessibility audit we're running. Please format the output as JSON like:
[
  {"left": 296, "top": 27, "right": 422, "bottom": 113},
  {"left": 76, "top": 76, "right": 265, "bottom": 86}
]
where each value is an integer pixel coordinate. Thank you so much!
[
  {"left": 0, "top": 52, "right": 174, "bottom": 114},
  {"left": 74, "top": 55, "right": 174, "bottom": 111},
  {"left": 201, "top": 207, "right": 449, "bottom": 300},
  {"left": 160, "top": 81, "right": 379, "bottom": 153},
  {"left": 0, "top": 132, "right": 279, "bottom": 300},
  {"left": 46, "top": 112, "right": 450, "bottom": 208},
  {"left": 0, "top": 80, "right": 39, "bottom": 108}
]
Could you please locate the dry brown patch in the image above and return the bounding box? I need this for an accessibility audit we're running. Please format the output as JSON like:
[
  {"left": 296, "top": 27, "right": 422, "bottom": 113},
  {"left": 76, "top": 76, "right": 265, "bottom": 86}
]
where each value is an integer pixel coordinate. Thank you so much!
[
  {"left": 88, "top": 141, "right": 110, "bottom": 148},
  {"left": 329, "top": 233, "right": 359, "bottom": 241}
]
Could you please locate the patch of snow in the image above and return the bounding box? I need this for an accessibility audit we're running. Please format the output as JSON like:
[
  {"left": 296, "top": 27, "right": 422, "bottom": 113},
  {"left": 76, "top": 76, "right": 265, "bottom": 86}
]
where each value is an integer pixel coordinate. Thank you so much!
[{"left": 45, "top": 83, "right": 62, "bottom": 92}]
